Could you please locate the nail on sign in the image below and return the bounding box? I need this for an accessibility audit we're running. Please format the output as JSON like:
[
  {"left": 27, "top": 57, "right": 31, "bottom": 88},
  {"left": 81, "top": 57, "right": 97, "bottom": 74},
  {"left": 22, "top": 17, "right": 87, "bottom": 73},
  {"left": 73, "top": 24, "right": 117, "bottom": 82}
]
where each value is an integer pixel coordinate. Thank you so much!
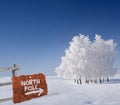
[{"left": 12, "top": 73, "right": 48, "bottom": 104}]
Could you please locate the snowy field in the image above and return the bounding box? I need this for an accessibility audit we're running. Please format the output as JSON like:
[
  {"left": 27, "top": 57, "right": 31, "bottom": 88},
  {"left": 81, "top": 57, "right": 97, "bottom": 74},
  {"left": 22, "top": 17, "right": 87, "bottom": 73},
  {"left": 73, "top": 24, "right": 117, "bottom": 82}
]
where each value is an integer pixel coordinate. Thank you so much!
[{"left": 0, "top": 73, "right": 120, "bottom": 105}]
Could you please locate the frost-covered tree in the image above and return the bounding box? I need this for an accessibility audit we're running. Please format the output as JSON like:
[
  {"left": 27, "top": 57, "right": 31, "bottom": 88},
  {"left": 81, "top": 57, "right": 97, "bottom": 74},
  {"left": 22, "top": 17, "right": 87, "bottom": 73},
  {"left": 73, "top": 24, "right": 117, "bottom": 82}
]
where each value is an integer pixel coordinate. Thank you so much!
[
  {"left": 55, "top": 35, "right": 90, "bottom": 79},
  {"left": 89, "top": 35, "right": 117, "bottom": 82},
  {"left": 55, "top": 34, "right": 117, "bottom": 83}
]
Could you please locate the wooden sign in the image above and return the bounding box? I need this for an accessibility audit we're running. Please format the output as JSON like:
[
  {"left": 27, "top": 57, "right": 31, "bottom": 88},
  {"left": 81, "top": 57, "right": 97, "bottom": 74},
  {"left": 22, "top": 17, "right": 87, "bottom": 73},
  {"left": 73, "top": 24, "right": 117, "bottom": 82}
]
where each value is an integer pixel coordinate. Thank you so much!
[{"left": 12, "top": 73, "right": 48, "bottom": 103}]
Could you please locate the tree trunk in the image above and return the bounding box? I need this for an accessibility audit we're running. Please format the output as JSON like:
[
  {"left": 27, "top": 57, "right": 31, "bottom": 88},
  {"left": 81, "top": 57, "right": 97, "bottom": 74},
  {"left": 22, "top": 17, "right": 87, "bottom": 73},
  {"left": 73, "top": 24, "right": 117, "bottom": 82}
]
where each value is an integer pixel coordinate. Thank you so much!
[
  {"left": 94, "top": 79, "right": 97, "bottom": 83},
  {"left": 79, "top": 79, "right": 82, "bottom": 84},
  {"left": 103, "top": 78, "right": 104, "bottom": 83},
  {"left": 99, "top": 78, "right": 102, "bottom": 83},
  {"left": 107, "top": 76, "right": 109, "bottom": 82},
  {"left": 85, "top": 79, "right": 89, "bottom": 84},
  {"left": 77, "top": 79, "right": 79, "bottom": 84},
  {"left": 74, "top": 79, "right": 76, "bottom": 83}
]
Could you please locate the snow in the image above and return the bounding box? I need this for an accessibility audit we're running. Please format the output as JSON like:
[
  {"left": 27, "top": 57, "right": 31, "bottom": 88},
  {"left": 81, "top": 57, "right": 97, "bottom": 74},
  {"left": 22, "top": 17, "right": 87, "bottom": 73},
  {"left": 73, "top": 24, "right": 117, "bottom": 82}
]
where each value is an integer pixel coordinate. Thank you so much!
[
  {"left": 0, "top": 77, "right": 11, "bottom": 83},
  {"left": 0, "top": 74, "right": 120, "bottom": 105}
]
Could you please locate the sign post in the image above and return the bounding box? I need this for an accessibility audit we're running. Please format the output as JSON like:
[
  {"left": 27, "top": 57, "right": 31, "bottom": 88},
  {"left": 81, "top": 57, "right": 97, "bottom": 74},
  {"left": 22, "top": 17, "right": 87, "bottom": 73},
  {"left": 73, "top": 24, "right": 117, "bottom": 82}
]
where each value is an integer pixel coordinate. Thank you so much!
[{"left": 12, "top": 73, "right": 48, "bottom": 104}]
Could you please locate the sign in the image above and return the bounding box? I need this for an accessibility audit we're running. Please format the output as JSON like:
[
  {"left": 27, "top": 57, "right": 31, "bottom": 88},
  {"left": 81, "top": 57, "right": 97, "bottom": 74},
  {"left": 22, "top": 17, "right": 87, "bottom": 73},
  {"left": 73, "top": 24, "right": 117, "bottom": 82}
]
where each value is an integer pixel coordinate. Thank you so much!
[{"left": 12, "top": 73, "right": 48, "bottom": 103}]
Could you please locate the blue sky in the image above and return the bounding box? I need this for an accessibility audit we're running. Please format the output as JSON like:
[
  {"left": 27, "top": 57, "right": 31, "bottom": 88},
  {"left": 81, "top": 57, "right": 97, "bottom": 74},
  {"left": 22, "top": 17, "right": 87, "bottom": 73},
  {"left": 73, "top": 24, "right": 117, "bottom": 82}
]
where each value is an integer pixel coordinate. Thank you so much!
[{"left": 0, "top": 0, "right": 120, "bottom": 76}]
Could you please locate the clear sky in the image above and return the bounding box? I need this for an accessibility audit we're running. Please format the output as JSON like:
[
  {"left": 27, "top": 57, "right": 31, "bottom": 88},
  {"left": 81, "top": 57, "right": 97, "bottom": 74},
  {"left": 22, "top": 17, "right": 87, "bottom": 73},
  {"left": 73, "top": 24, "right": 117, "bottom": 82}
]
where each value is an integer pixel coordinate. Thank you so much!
[{"left": 0, "top": 0, "right": 120, "bottom": 76}]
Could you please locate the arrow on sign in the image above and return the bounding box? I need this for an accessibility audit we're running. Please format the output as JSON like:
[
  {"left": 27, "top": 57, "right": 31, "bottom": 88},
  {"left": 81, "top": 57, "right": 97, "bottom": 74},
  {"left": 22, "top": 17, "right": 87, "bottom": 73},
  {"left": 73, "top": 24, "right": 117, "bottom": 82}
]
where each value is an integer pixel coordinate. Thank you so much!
[{"left": 25, "top": 88, "right": 44, "bottom": 96}]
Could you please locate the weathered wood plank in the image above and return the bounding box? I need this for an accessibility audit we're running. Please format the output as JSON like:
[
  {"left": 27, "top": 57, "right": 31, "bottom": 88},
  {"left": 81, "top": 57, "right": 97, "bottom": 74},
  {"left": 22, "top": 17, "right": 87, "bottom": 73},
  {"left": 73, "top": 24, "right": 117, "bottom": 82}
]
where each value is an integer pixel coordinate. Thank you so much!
[
  {"left": 0, "top": 64, "right": 19, "bottom": 72},
  {"left": 0, "top": 82, "right": 12, "bottom": 87},
  {"left": 0, "top": 68, "right": 11, "bottom": 72},
  {"left": 0, "top": 97, "right": 12, "bottom": 102}
]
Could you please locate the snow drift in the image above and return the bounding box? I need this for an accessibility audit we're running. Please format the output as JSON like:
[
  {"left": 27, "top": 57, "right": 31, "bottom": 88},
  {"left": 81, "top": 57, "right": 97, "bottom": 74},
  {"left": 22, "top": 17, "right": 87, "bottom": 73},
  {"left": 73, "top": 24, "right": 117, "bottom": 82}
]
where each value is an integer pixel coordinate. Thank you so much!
[{"left": 0, "top": 74, "right": 120, "bottom": 105}]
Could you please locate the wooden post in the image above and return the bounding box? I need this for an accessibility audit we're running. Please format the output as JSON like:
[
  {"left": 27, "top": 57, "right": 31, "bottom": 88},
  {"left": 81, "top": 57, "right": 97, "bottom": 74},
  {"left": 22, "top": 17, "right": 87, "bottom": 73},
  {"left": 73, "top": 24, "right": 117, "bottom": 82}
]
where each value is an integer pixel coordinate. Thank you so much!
[{"left": 12, "top": 64, "right": 19, "bottom": 77}]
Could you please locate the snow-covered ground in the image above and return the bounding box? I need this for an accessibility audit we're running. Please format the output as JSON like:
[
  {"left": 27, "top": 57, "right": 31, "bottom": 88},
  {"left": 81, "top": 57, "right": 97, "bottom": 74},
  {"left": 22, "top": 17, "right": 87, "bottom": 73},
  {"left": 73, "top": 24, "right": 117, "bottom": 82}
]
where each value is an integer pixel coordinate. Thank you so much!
[{"left": 0, "top": 73, "right": 120, "bottom": 105}]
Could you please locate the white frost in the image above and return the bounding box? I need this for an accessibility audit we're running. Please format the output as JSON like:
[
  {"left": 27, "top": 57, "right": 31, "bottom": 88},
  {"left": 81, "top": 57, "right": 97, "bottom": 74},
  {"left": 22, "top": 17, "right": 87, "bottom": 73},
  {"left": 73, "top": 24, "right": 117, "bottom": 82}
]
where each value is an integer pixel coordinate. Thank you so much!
[{"left": 55, "top": 34, "right": 117, "bottom": 80}]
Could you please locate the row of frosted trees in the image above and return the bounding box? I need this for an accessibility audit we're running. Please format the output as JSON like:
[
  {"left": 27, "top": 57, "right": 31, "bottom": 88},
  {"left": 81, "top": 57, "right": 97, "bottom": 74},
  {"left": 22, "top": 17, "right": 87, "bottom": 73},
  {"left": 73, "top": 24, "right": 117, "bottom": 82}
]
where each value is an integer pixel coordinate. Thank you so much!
[{"left": 55, "top": 34, "right": 117, "bottom": 84}]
